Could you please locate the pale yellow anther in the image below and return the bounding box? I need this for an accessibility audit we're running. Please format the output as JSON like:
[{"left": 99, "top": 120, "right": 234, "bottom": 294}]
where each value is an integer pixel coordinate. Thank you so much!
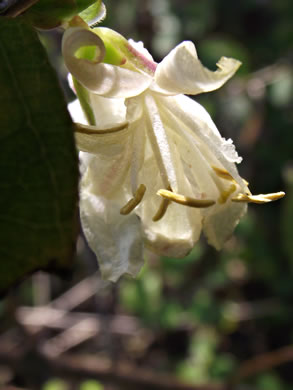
[
  {"left": 120, "top": 184, "right": 146, "bottom": 215},
  {"left": 157, "top": 189, "right": 215, "bottom": 208},
  {"left": 152, "top": 186, "right": 172, "bottom": 222},
  {"left": 152, "top": 198, "right": 170, "bottom": 222},
  {"left": 218, "top": 183, "right": 237, "bottom": 204},
  {"left": 212, "top": 166, "right": 235, "bottom": 181},
  {"left": 212, "top": 165, "right": 249, "bottom": 187},
  {"left": 232, "top": 191, "right": 285, "bottom": 204},
  {"left": 75, "top": 121, "right": 129, "bottom": 135}
]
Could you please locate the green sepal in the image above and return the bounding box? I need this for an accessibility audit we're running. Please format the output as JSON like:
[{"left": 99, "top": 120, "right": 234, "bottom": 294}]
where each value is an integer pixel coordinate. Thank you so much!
[
  {"left": 94, "top": 27, "right": 129, "bottom": 66},
  {"left": 79, "top": 0, "right": 106, "bottom": 27}
]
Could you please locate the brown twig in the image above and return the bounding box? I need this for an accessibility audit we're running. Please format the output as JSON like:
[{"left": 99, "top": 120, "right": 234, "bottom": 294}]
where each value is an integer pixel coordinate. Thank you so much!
[
  {"left": 0, "top": 345, "right": 225, "bottom": 390},
  {"left": 230, "top": 344, "right": 293, "bottom": 385},
  {"left": 17, "top": 306, "right": 140, "bottom": 336},
  {"left": 4, "top": 0, "right": 39, "bottom": 17}
]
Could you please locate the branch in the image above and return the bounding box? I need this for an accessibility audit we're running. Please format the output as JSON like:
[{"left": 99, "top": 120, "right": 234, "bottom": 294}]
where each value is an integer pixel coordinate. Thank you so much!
[
  {"left": 0, "top": 346, "right": 225, "bottom": 390},
  {"left": 53, "top": 354, "right": 225, "bottom": 390},
  {"left": 230, "top": 344, "right": 293, "bottom": 385}
]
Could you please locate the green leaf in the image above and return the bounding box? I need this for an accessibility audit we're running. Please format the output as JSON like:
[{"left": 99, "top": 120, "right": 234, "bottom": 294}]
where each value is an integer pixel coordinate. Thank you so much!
[
  {"left": 25, "top": 0, "right": 98, "bottom": 29},
  {"left": 80, "top": 380, "right": 104, "bottom": 390},
  {"left": 0, "top": 18, "right": 79, "bottom": 292}
]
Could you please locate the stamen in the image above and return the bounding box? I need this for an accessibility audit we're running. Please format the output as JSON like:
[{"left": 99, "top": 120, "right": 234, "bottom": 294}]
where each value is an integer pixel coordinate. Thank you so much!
[
  {"left": 212, "top": 166, "right": 234, "bottom": 181},
  {"left": 213, "top": 165, "right": 249, "bottom": 186},
  {"left": 232, "top": 191, "right": 285, "bottom": 204},
  {"left": 152, "top": 186, "right": 171, "bottom": 222},
  {"left": 120, "top": 184, "right": 146, "bottom": 215},
  {"left": 75, "top": 121, "right": 128, "bottom": 135},
  {"left": 218, "top": 183, "right": 237, "bottom": 204},
  {"left": 157, "top": 189, "right": 215, "bottom": 208}
]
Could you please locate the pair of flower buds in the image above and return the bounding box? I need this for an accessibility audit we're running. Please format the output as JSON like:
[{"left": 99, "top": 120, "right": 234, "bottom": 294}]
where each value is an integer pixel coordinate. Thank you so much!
[{"left": 63, "top": 24, "right": 284, "bottom": 282}]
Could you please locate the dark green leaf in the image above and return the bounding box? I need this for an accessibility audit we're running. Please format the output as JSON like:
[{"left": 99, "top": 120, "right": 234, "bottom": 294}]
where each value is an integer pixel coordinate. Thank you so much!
[
  {"left": 25, "top": 0, "right": 97, "bottom": 29},
  {"left": 0, "top": 18, "right": 79, "bottom": 291}
]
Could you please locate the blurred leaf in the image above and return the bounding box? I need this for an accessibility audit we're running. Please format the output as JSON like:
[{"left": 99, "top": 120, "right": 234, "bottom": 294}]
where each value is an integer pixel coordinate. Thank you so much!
[
  {"left": 198, "top": 36, "right": 250, "bottom": 75},
  {"left": 269, "top": 69, "right": 293, "bottom": 107},
  {"left": 160, "top": 301, "right": 182, "bottom": 329},
  {"left": 80, "top": 380, "right": 104, "bottom": 390},
  {"left": 43, "top": 379, "right": 68, "bottom": 390},
  {"left": 256, "top": 372, "right": 283, "bottom": 390},
  {"left": 0, "top": 18, "right": 79, "bottom": 292},
  {"left": 210, "top": 353, "right": 236, "bottom": 380}
]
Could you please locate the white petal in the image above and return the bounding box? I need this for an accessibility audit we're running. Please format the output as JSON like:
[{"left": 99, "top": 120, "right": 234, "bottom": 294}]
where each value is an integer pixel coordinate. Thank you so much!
[
  {"left": 203, "top": 201, "right": 247, "bottom": 250},
  {"left": 135, "top": 158, "right": 202, "bottom": 257},
  {"left": 79, "top": 135, "right": 133, "bottom": 197},
  {"left": 75, "top": 122, "right": 132, "bottom": 156},
  {"left": 154, "top": 41, "right": 241, "bottom": 95},
  {"left": 68, "top": 99, "right": 88, "bottom": 124},
  {"left": 174, "top": 95, "right": 243, "bottom": 164},
  {"left": 144, "top": 94, "right": 178, "bottom": 191},
  {"left": 80, "top": 190, "right": 144, "bottom": 281},
  {"left": 128, "top": 39, "right": 154, "bottom": 62},
  {"left": 62, "top": 27, "right": 152, "bottom": 98},
  {"left": 129, "top": 120, "right": 146, "bottom": 193},
  {"left": 158, "top": 101, "right": 219, "bottom": 199},
  {"left": 89, "top": 95, "right": 126, "bottom": 127},
  {"left": 162, "top": 96, "right": 246, "bottom": 190}
]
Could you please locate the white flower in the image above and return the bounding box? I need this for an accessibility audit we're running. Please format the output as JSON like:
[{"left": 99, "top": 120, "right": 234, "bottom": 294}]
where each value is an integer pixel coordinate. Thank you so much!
[{"left": 62, "top": 27, "right": 284, "bottom": 281}]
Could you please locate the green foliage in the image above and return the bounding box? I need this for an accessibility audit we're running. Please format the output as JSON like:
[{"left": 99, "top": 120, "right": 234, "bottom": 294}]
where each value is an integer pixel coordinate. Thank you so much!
[
  {"left": 0, "top": 18, "right": 79, "bottom": 291},
  {"left": 43, "top": 379, "right": 68, "bottom": 390},
  {"left": 43, "top": 379, "right": 104, "bottom": 390},
  {"left": 80, "top": 380, "right": 104, "bottom": 390},
  {"left": 26, "top": 0, "right": 99, "bottom": 29}
]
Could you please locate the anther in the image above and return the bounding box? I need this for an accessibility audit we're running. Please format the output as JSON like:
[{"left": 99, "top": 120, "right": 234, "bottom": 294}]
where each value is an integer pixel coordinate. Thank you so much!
[
  {"left": 212, "top": 166, "right": 234, "bottom": 181},
  {"left": 157, "top": 189, "right": 215, "bottom": 208},
  {"left": 120, "top": 184, "right": 146, "bottom": 215},
  {"left": 75, "top": 121, "right": 128, "bottom": 135},
  {"left": 218, "top": 183, "right": 237, "bottom": 204},
  {"left": 153, "top": 186, "right": 171, "bottom": 222},
  {"left": 232, "top": 191, "right": 285, "bottom": 204},
  {"left": 213, "top": 165, "right": 249, "bottom": 186}
]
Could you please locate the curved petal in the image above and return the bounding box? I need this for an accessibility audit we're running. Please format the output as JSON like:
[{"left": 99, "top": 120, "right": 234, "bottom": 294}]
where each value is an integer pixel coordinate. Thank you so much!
[
  {"left": 154, "top": 41, "right": 241, "bottom": 95},
  {"left": 75, "top": 121, "right": 132, "bottom": 155},
  {"left": 203, "top": 201, "right": 247, "bottom": 250},
  {"left": 62, "top": 27, "right": 152, "bottom": 98},
  {"left": 80, "top": 187, "right": 144, "bottom": 282}
]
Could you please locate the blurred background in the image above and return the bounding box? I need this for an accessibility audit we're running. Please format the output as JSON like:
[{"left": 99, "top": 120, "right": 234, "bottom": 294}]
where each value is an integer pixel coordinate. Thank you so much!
[{"left": 1, "top": 0, "right": 293, "bottom": 389}]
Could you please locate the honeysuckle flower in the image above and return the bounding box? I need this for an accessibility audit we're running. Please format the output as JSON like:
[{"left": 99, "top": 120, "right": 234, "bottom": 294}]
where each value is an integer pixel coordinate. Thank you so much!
[{"left": 63, "top": 26, "right": 285, "bottom": 281}]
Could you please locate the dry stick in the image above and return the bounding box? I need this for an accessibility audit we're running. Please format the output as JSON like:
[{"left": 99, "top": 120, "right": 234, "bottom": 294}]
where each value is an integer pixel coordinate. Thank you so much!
[
  {"left": 17, "top": 306, "right": 140, "bottom": 336},
  {"left": 230, "top": 344, "right": 293, "bottom": 386},
  {"left": 50, "top": 272, "right": 107, "bottom": 311},
  {"left": 4, "top": 0, "right": 39, "bottom": 17},
  {"left": 0, "top": 346, "right": 225, "bottom": 390},
  {"left": 51, "top": 354, "right": 226, "bottom": 390},
  {"left": 14, "top": 276, "right": 115, "bottom": 356}
]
